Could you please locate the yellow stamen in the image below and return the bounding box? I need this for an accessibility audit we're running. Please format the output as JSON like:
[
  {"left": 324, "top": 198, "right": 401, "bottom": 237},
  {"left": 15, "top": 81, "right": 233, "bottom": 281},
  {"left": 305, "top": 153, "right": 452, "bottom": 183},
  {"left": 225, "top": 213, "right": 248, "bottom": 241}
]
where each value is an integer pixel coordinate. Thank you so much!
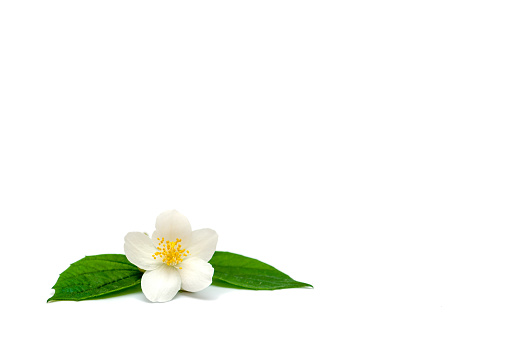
[{"left": 153, "top": 237, "right": 189, "bottom": 267}]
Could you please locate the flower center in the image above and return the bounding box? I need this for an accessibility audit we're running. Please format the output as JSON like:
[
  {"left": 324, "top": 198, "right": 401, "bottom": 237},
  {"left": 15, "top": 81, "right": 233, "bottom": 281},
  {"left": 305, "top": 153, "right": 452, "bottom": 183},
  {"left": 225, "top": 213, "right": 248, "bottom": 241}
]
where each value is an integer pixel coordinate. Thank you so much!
[{"left": 152, "top": 237, "right": 189, "bottom": 268}]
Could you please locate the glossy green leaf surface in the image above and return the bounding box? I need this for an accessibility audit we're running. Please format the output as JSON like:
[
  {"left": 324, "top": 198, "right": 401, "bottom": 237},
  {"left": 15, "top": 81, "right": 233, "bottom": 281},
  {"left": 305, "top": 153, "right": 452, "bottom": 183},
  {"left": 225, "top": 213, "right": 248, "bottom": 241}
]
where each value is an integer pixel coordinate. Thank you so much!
[
  {"left": 210, "top": 251, "right": 312, "bottom": 290},
  {"left": 48, "top": 254, "right": 143, "bottom": 302}
]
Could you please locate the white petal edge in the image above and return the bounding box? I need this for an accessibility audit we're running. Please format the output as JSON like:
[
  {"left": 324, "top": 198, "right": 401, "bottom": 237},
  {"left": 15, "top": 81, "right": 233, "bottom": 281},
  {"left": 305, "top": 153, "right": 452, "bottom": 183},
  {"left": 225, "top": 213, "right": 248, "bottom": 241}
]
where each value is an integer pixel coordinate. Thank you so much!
[
  {"left": 141, "top": 265, "right": 182, "bottom": 302},
  {"left": 124, "top": 232, "right": 162, "bottom": 271},
  {"left": 155, "top": 210, "right": 192, "bottom": 247},
  {"left": 178, "top": 257, "right": 214, "bottom": 292},
  {"left": 187, "top": 228, "right": 218, "bottom": 262}
]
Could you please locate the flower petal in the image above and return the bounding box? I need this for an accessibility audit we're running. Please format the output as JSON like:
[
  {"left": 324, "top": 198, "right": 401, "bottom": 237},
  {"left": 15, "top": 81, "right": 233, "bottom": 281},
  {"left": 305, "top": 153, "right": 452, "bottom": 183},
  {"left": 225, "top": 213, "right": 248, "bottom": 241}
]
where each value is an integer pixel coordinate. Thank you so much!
[
  {"left": 141, "top": 265, "right": 181, "bottom": 302},
  {"left": 155, "top": 210, "right": 192, "bottom": 246},
  {"left": 178, "top": 257, "right": 214, "bottom": 292},
  {"left": 124, "top": 232, "right": 161, "bottom": 271},
  {"left": 187, "top": 228, "right": 218, "bottom": 262}
]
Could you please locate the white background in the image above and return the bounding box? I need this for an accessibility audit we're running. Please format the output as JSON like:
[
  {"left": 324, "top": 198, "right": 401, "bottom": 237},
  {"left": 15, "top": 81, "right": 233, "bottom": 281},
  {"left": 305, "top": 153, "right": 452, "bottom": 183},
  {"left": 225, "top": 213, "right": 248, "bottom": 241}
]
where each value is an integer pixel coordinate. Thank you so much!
[{"left": 1, "top": 1, "right": 510, "bottom": 337}]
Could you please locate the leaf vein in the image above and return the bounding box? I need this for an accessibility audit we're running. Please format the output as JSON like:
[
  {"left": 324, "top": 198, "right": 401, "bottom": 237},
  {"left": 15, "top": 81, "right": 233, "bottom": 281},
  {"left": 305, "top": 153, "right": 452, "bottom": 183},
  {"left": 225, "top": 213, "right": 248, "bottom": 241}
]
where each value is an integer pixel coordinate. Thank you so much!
[{"left": 52, "top": 273, "right": 141, "bottom": 298}]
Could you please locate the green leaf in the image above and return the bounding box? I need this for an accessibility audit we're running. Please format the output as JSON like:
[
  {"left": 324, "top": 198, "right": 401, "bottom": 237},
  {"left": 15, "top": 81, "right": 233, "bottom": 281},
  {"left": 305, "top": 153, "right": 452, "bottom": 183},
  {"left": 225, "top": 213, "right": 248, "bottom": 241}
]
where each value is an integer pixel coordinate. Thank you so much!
[
  {"left": 209, "top": 251, "right": 312, "bottom": 290},
  {"left": 48, "top": 254, "right": 143, "bottom": 302},
  {"left": 48, "top": 251, "right": 312, "bottom": 302}
]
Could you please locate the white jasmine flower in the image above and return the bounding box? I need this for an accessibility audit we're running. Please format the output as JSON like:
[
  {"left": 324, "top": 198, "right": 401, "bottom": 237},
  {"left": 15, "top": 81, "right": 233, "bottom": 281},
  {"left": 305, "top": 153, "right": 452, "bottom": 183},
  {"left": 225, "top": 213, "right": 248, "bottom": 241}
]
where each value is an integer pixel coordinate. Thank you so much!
[{"left": 124, "top": 210, "right": 218, "bottom": 302}]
